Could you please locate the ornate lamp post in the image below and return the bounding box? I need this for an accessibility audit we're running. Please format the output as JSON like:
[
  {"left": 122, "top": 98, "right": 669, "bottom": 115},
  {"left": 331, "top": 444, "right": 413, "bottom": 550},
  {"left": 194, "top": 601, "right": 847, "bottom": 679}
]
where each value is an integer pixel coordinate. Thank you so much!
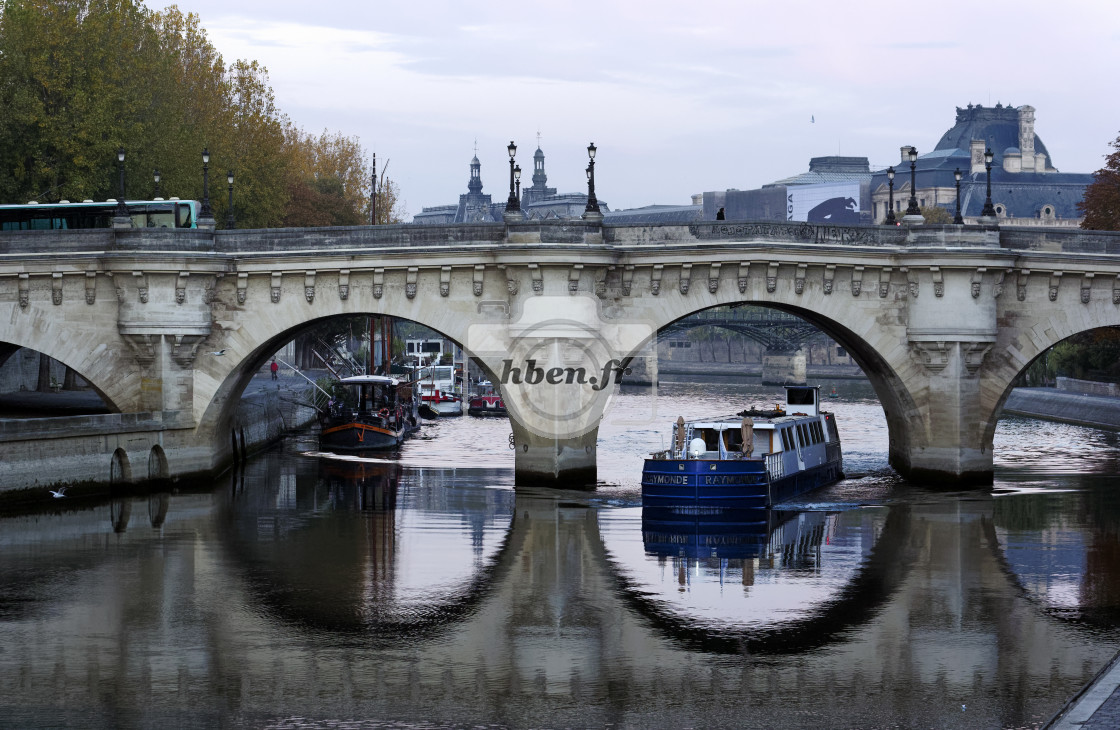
[
  {"left": 370, "top": 152, "right": 377, "bottom": 225},
  {"left": 200, "top": 148, "right": 213, "bottom": 219},
  {"left": 153, "top": 168, "right": 161, "bottom": 199},
  {"left": 225, "top": 170, "right": 235, "bottom": 229},
  {"left": 885, "top": 166, "right": 897, "bottom": 225},
  {"left": 953, "top": 168, "right": 964, "bottom": 224},
  {"left": 514, "top": 164, "right": 521, "bottom": 202},
  {"left": 504, "top": 141, "right": 522, "bottom": 219},
  {"left": 583, "top": 142, "right": 602, "bottom": 221},
  {"left": 981, "top": 148, "right": 997, "bottom": 219},
  {"left": 905, "top": 146, "right": 920, "bottom": 216},
  {"left": 115, "top": 147, "right": 128, "bottom": 217}
]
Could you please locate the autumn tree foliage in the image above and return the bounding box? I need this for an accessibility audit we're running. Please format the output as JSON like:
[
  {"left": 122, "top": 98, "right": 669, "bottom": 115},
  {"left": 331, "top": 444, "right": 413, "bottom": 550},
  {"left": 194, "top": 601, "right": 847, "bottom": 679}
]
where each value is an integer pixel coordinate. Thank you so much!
[
  {"left": 1080, "top": 132, "right": 1120, "bottom": 231},
  {"left": 0, "top": 0, "right": 398, "bottom": 227}
]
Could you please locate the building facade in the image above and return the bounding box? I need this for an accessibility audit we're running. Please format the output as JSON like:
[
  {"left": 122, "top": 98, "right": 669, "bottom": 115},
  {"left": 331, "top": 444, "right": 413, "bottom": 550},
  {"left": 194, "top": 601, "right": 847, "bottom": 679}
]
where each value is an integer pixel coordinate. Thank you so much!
[{"left": 870, "top": 104, "right": 1092, "bottom": 227}]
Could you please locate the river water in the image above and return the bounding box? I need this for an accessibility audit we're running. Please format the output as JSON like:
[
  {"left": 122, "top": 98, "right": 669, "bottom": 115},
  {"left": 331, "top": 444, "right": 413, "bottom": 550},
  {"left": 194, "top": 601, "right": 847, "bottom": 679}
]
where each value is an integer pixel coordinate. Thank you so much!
[{"left": 2, "top": 381, "right": 1119, "bottom": 729}]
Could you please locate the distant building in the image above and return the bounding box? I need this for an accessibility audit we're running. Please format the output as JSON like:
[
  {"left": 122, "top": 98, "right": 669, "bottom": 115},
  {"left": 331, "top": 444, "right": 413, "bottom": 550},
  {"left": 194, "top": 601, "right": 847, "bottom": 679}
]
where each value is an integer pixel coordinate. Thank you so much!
[
  {"left": 701, "top": 156, "right": 874, "bottom": 224},
  {"left": 869, "top": 104, "right": 1092, "bottom": 227},
  {"left": 412, "top": 145, "right": 608, "bottom": 224}
]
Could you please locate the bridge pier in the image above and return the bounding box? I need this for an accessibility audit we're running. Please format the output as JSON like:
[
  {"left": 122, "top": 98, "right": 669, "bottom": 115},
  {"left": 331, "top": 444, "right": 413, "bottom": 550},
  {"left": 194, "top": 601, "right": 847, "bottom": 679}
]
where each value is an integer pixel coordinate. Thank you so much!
[
  {"left": 890, "top": 341, "right": 995, "bottom": 486},
  {"left": 510, "top": 420, "right": 598, "bottom": 489},
  {"left": 761, "top": 348, "right": 806, "bottom": 385}
]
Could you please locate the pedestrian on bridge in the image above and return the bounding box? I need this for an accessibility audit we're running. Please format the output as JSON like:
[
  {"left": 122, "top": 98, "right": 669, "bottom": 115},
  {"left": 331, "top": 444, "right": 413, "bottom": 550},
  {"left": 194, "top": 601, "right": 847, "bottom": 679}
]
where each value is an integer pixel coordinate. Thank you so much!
[{"left": 270, "top": 359, "right": 279, "bottom": 380}]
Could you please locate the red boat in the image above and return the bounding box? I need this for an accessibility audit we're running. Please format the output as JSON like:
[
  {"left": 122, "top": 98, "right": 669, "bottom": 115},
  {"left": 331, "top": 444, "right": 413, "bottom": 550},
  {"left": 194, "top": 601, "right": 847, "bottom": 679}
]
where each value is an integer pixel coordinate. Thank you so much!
[{"left": 467, "top": 393, "right": 506, "bottom": 417}]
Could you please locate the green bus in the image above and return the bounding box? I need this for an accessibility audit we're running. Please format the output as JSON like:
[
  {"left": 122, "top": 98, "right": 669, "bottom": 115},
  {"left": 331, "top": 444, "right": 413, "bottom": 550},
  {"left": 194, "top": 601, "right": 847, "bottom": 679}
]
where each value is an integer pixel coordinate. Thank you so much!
[{"left": 0, "top": 199, "right": 202, "bottom": 230}]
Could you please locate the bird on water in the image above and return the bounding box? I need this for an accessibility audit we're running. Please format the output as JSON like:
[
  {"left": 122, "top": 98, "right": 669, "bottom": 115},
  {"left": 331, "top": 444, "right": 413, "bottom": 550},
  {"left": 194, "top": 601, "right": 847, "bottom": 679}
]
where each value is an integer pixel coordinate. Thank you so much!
[{"left": 49, "top": 487, "right": 67, "bottom": 498}]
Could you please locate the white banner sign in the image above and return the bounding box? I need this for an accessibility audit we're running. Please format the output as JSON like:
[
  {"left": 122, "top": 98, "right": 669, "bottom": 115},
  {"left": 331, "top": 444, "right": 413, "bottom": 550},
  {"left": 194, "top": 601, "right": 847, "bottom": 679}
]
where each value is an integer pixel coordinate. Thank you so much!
[{"left": 786, "top": 183, "right": 861, "bottom": 224}]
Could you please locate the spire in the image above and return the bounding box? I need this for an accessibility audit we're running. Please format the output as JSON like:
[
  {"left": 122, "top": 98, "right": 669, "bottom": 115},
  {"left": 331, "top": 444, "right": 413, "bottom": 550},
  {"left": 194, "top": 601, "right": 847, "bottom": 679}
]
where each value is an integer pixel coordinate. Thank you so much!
[{"left": 468, "top": 151, "right": 483, "bottom": 195}]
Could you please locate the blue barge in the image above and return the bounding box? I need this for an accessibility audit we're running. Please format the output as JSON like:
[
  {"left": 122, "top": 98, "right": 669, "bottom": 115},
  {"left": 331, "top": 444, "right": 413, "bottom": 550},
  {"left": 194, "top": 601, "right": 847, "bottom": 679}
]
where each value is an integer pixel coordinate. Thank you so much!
[{"left": 642, "top": 386, "right": 843, "bottom": 510}]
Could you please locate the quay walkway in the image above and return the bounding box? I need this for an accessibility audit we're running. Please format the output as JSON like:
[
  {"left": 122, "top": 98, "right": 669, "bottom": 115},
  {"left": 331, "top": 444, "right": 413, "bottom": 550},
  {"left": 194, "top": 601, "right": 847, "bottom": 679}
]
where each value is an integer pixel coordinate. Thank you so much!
[{"left": 1047, "top": 650, "right": 1120, "bottom": 728}]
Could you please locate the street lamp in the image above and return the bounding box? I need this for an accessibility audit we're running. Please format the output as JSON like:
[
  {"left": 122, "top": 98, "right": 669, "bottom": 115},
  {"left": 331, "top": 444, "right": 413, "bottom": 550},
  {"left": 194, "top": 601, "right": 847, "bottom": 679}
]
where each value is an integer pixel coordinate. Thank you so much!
[
  {"left": 583, "top": 142, "right": 602, "bottom": 220},
  {"left": 153, "top": 168, "right": 161, "bottom": 200},
  {"left": 885, "top": 166, "right": 897, "bottom": 225},
  {"left": 200, "top": 148, "right": 213, "bottom": 219},
  {"left": 905, "top": 146, "right": 920, "bottom": 216},
  {"left": 505, "top": 141, "right": 520, "bottom": 215},
  {"left": 115, "top": 147, "right": 127, "bottom": 218},
  {"left": 226, "top": 170, "right": 235, "bottom": 229},
  {"left": 514, "top": 164, "right": 521, "bottom": 202},
  {"left": 953, "top": 168, "right": 964, "bottom": 224},
  {"left": 981, "top": 148, "right": 997, "bottom": 219}
]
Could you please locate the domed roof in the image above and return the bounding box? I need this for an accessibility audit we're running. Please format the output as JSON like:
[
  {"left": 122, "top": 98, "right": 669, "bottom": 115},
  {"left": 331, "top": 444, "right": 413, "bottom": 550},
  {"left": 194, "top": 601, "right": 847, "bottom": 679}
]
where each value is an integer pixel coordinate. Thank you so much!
[{"left": 935, "top": 103, "right": 1051, "bottom": 167}]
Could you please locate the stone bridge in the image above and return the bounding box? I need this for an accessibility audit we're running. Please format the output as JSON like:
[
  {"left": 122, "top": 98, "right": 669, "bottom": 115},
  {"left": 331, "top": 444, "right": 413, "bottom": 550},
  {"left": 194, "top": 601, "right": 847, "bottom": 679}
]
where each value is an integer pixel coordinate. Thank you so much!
[{"left": 2, "top": 219, "right": 1120, "bottom": 489}]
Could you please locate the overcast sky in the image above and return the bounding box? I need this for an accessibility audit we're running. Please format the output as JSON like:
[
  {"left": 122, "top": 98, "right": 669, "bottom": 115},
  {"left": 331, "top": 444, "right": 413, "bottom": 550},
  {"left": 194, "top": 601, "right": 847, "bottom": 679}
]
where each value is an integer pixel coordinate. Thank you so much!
[{"left": 147, "top": 0, "right": 1120, "bottom": 217}]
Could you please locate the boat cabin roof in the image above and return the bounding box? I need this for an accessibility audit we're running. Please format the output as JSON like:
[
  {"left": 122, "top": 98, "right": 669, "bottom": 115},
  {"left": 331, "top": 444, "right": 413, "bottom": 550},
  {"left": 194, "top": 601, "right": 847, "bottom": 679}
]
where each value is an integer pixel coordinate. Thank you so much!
[
  {"left": 684, "top": 413, "right": 819, "bottom": 430},
  {"left": 338, "top": 375, "right": 400, "bottom": 387}
]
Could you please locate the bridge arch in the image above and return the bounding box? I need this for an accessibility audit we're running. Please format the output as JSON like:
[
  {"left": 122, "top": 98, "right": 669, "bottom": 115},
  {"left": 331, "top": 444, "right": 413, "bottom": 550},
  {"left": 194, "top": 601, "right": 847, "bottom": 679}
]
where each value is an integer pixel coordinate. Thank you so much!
[{"left": 619, "top": 278, "right": 926, "bottom": 482}]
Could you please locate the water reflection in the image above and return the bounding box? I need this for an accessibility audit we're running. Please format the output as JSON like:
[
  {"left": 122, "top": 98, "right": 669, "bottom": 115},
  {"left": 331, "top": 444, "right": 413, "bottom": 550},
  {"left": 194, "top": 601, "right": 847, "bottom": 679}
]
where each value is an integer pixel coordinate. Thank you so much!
[
  {"left": 222, "top": 456, "right": 515, "bottom": 637},
  {"left": 2, "top": 413, "right": 1120, "bottom": 727}
]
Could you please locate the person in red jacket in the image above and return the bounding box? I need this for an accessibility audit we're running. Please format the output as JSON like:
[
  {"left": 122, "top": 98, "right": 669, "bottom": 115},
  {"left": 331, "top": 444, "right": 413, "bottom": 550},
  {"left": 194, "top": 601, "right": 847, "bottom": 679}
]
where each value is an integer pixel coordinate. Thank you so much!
[{"left": 270, "top": 359, "right": 279, "bottom": 380}]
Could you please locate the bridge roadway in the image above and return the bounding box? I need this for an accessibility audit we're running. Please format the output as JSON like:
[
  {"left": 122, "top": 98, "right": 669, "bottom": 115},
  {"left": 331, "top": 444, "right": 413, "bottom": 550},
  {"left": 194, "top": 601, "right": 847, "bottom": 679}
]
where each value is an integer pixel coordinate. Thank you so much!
[{"left": 2, "top": 219, "right": 1120, "bottom": 490}]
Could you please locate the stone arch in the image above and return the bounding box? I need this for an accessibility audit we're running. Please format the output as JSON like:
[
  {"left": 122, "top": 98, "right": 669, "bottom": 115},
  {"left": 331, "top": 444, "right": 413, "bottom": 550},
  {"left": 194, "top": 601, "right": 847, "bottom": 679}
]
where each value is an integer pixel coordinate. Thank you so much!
[
  {"left": 620, "top": 282, "right": 925, "bottom": 480},
  {"left": 194, "top": 302, "right": 476, "bottom": 459},
  {"left": 982, "top": 323, "right": 1120, "bottom": 447},
  {"left": 147, "top": 445, "right": 169, "bottom": 482},
  {"left": 0, "top": 338, "right": 123, "bottom": 412},
  {"left": 110, "top": 447, "right": 131, "bottom": 485}
]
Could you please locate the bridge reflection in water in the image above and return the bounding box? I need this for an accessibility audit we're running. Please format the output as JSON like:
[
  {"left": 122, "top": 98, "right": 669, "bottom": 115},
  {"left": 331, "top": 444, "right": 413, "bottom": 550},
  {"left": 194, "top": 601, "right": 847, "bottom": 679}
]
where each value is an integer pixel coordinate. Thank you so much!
[{"left": 0, "top": 449, "right": 1119, "bottom": 728}]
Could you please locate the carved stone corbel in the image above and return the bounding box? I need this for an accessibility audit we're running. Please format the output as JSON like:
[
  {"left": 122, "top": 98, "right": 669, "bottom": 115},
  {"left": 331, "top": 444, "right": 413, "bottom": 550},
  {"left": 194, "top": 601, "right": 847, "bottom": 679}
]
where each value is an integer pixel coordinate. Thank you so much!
[
  {"left": 110, "top": 273, "right": 125, "bottom": 303},
  {"left": 406, "top": 267, "right": 419, "bottom": 299},
  {"left": 1017, "top": 269, "right": 1030, "bottom": 301},
  {"left": 568, "top": 264, "right": 582, "bottom": 294},
  {"left": 679, "top": 263, "right": 692, "bottom": 295},
  {"left": 795, "top": 264, "right": 807, "bottom": 295},
  {"left": 708, "top": 263, "right": 721, "bottom": 294},
  {"left": 338, "top": 269, "right": 350, "bottom": 300},
  {"left": 992, "top": 269, "right": 1007, "bottom": 298},
  {"left": 963, "top": 342, "right": 994, "bottom": 376},
  {"left": 176, "top": 272, "right": 189, "bottom": 304},
  {"left": 970, "top": 268, "right": 986, "bottom": 299},
  {"left": 270, "top": 272, "right": 283, "bottom": 304},
  {"left": 931, "top": 267, "right": 943, "bottom": 298},
  {"left": 237, "top": 273, "right": 248, "bottom": 304},
  {"left": 169, "top": 334, "right": 206, "bottom": 368},
  {"left": 1114, "top": 275, "right": 1120, "bottom": 305},
  {"left": 650, "top": 265, "right": 663, "bottom": 296},
  {"left": 373, "top": 269, "right": 385, "bottom": 299},
  {"left": 910, "top": 341, "right": 948, "bottom": 372},
  {"left": 1048, "top": 272, "right": 1062, "bottom": 302},
  {"left": 51, "top": 273, "right": 63, "bottom": 305},
  {"left": 594, "top": 272, "right": 607, "bottom": 298},
  {"left": 851, "top": 266, "right": 864, "bottom": 297},
  {"left": 766, "top": 262, "right": 778, "bottom": 293},
  {"left": 737, "top": 262, "right": 749, "bottom": 294},
  {"left": 823, "top": 265, "right": 835, "bottom": 295},
  {"left": 878, "top": 267, "right": 891, "bottom": 298},
  {"left": 85, "top": 272, "right": 97, "bottom": 305},
  {"left": 304, "top": 270, "right": 316, "bottom": 303},
  {"left": 134, "top": 272, "right": 149, "bottom": 303},
  {"left": 474, "top": 265, "right": 486, "bottom": 296},
  {"left": 1081, "top": 273, "right": 1094, "bottom": 304},
  {"left": 901, "top": 268, "right": 917, "bottom": 299},
  {"left": 440, "top": 266, "right": 451, "bottom": 297},
  {"left": 530, "top": 264, "right": 543, "bottom": 294},
  {"left": 622, "top": 265, "right": 634, "bottom": 297},
  {"left": 122, "top": 333, "right": 157, "bottom": 367},
  {"left": 18, "top": 273, "right": 29, "bottom": 309}
]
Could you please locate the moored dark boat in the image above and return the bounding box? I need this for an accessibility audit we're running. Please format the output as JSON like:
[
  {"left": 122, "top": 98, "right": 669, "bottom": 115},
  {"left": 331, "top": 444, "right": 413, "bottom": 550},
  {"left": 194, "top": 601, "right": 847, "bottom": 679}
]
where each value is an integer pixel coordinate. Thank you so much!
[{"left": 319, "top": 375, "right": 415, "bottom": 452}]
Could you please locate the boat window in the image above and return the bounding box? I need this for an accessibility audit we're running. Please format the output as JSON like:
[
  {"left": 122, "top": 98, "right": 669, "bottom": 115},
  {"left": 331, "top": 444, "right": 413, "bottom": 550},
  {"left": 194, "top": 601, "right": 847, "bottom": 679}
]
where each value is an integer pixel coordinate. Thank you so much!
[
  {"left": 700, "top": 429, "right": 720, "bottom": 451},
  {"left": 780, "top": 428, "right": 792, "bottom": 451},
  {"left": 722, "top": 429, "right": 743, "bottom": 452}
]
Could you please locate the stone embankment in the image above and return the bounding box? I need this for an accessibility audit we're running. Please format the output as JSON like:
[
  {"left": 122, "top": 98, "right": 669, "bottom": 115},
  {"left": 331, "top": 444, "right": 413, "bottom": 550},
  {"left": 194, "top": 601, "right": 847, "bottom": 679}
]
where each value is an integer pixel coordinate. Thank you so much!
[
  {"left": 0, "top": 368, "right": 320, "bottom": 497},
  {"left": 1004, "top": 378, "right": 1120, "bottom": 431}
]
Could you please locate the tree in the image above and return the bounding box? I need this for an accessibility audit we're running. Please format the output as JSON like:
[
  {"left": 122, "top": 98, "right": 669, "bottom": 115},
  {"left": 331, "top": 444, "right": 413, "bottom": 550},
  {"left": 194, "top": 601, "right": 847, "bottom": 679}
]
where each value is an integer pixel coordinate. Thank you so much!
[
  {"left": 1080, "top": 132, "right": 1120, "bottom": 231},
  {"left": 918, "top": 205, "right": 953, "bottom": 224}
]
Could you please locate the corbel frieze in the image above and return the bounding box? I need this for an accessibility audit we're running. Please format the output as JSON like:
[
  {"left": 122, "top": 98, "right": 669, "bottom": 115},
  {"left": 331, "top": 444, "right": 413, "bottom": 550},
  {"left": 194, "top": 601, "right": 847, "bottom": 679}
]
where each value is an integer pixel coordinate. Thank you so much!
[{"left": 708, "top": 263, "right": 721, "bottom": 294}]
